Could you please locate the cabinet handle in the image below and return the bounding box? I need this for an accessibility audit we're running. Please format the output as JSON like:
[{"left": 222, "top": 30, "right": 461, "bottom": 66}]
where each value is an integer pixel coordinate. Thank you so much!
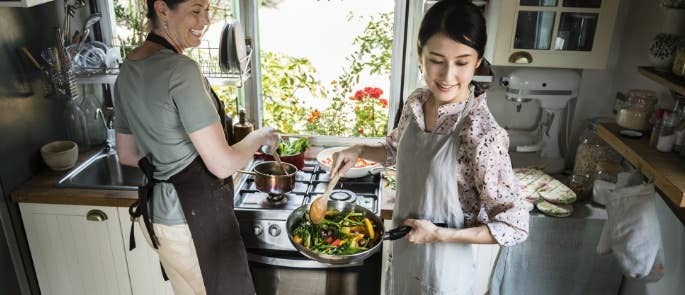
[
  {"left": 509, "top": 51, "right": 533, "bottom": 64},
  {"left": 86, "top": 209, "right": 108, "bottom": 222}
]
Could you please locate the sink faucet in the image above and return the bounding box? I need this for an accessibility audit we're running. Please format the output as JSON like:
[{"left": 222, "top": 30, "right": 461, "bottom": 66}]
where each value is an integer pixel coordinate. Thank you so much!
[{"left": 96, "top": 107, "right": 115, "bottom": 152}]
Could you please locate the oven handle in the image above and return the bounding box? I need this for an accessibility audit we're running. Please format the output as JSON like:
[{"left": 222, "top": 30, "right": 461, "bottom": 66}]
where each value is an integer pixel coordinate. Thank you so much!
[{"left": 247, "top": 253, "right": 363, "bottom": 269}]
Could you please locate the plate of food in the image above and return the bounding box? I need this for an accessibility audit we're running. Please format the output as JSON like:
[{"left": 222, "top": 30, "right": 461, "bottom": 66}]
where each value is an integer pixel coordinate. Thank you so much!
[{"left": 316, "top": 146, "right": 382, "bottom": 178}]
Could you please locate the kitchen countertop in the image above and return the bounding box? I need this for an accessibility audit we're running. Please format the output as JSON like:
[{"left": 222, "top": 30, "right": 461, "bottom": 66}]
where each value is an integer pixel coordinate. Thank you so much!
[{"left": 11, "top": 146, "right": 398, "bottom": 219}]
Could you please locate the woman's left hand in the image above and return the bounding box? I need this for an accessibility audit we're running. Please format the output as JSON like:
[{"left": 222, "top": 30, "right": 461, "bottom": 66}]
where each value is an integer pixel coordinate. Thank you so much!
[{"left": 403, "top": 219, "right": 442, "bottom": 244}]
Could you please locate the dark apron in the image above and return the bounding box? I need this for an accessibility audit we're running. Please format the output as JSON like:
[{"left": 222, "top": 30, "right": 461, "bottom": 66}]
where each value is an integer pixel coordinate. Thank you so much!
[{"left": 128, "top": 32, "right": 255, "bottom": 295}]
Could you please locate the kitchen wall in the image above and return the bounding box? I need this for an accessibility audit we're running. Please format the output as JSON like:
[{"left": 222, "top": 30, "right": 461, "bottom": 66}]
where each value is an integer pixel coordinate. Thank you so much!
[
  {"left": 486, "top": 0, "right": 684, "bottom": 294},
  {"left": 0, "top": 2, "right": 67, "bottom": 294}
]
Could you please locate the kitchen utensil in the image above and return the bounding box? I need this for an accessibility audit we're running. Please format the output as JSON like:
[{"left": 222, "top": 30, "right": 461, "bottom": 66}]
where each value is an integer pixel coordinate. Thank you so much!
[
  {"left": 237, "top": 161, "right": 297, "bottom": 195},
  {"left": 19, "top": 47, "right": 43, "bottom": 71},
  {"left": 316, "top": 146, "right": 383, "bottom": 178},
  {"left": 219, "top": 21, "right": 246, "bottom": 73},
  {"left": 286, "top": 200, "right": 447, "bottom": 265},
  {"left": 41, "top": 140, "right": 78, "bottom": 171},
  {"left": 309, "top": 173, "right": 340, "bottom": 224},
  {"left": 233, "top": 109, "right": 253, "bottom": 142},
  {"left": 271, "top": 148, "right": 288, "bottom": 175},
  {"left": 76, "top": 13, "right": 102, "bottom": 52}
]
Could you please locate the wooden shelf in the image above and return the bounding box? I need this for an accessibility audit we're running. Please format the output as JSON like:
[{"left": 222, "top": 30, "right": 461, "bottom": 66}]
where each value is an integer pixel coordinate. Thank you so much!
[
  {"left": 597, "top": 123, "right": 685, "bottom": 223},
  {"left": 638, "top": 66, "right": 685, "bottom": 96}
]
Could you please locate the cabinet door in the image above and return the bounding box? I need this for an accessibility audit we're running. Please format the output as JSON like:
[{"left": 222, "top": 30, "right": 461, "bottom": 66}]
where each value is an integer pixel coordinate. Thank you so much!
[
  {"left": 20, "top": 203, "right": 131, "bottom": 295},
  {"left": 492, "top": 0, "right": 619, "bottom": 69},
  {"left": 117, "top": 207, "right": 174, "bottom": 295}
]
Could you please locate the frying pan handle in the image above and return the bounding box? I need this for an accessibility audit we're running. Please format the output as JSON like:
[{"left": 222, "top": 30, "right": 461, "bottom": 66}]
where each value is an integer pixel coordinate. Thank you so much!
[
  {"left": 237, "top": 170, "right": 255, "bottom": 175},
  {"left": 383, "top": 223, "right": 448, "bottom": 240}
]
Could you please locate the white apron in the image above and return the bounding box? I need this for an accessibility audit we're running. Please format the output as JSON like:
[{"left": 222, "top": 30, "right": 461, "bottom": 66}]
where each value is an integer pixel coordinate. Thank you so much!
[{"left": 388, "top": 94, "right": 476, "bottom": 295}]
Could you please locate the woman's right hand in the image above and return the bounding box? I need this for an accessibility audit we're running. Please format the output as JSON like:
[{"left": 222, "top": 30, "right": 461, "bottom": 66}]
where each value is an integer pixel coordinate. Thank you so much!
[
  {"left": 330, "top": 145, "right": 364, "bottom": 178},
  {"left": 254, "top": 126, "right": 280, "bottom": 152}
]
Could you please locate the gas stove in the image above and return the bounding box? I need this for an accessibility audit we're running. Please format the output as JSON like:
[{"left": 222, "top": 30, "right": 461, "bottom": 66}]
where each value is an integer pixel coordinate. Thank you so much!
[{"left": 234, "top": 159, "right": 382, "bottom": 251}]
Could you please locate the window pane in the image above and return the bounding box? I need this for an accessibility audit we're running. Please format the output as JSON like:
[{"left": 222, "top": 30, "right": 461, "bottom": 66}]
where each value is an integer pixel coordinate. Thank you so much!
[
  {"left": 520, "top": 0, "right": 557, "bottom": 6},
  {"left": 555, "top": 13, "right": 597, "bottom": 51},
  {"left": 514, "top": 11, "right": 555, "bottom": 50},
  {"left": 563, "top": 0, "right": 601, "bottom": 8},
  {"left": 257, "top": 0, "right": 394, "bottom": 137}
]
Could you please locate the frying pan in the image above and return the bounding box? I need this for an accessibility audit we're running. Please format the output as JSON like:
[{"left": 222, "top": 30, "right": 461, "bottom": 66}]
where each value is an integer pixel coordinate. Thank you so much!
[{"left": 286, "top": 200, "right": 446, "bottom": 265}]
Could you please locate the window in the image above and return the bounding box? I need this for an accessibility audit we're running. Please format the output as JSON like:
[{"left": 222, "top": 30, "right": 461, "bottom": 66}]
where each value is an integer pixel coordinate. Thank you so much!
[{"left": 97, "top": 0, "right": 420, "bottom": 141}]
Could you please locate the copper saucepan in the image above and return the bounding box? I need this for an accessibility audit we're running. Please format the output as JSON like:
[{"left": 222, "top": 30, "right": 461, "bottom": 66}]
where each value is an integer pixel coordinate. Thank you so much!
[{"left": 238, "top": 161, "right": 298, "bottom": 195}]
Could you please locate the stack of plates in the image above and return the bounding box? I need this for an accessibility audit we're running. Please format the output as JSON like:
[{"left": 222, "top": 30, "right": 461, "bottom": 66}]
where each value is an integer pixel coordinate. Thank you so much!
[{"left": 219, "top": 21, "right": 247, "bottom": 74}]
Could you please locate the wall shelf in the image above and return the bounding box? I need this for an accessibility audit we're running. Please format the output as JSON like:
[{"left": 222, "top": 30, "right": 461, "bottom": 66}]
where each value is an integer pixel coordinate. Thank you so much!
[
  {"left": 597, "top": 123, "right": 685, "bottom": 224},
  {"left": 638, "top": 66, "right": 685, "bottom": 96}
]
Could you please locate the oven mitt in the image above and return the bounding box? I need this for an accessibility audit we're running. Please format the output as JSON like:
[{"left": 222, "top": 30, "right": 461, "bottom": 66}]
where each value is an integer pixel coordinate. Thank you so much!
[{"left": 596, "top": 171, "right": 665, "bottom": 281}]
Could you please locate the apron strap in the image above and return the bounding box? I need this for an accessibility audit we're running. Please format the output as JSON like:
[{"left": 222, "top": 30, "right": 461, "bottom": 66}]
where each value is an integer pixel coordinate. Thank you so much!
[{"left": 128, "top": 156, "right": 171, "bottom": 250}]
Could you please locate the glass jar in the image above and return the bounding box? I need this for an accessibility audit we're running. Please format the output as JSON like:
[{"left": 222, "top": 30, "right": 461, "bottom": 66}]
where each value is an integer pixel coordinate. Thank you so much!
[
  {"left": 569, "top": 174, "right": 591, "bottom": 202},
  {"left": 672, "top": 41, "right": 685, "bottom": 77},
  {"left": 573, "top": 118, "right": 622, "bottom": 185},
  {"left": 616, "top": 89, "right": 659, "bottom": 131},
  {"left": 594, "top": 161, "right": 623, "bottom": 184}
]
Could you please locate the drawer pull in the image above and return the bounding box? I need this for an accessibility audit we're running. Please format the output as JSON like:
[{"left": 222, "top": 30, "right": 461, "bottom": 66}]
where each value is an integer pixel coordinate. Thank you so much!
[{"left": 86, "top": 210, "right": 108, "bottom": 222}]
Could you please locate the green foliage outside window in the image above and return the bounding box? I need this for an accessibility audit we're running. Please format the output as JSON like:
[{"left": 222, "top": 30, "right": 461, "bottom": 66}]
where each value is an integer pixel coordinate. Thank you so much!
[{"left": 112, "top": 0, "right": 393, "bottom": 137}]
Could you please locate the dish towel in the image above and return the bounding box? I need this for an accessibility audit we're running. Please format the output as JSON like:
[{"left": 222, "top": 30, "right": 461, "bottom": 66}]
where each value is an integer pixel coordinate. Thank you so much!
[{"left": 596, "top": 171, "right": 665, "bottom": 281}]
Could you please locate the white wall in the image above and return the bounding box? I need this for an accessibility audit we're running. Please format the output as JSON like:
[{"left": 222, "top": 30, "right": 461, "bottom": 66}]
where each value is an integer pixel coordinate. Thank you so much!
[{"left": 486, "top": 0, "right": 685, "bottom": 294}]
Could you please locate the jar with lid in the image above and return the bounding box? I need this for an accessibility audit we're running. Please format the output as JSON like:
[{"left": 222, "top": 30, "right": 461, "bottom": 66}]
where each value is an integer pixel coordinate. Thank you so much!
[
  {"left": 672, "top": 39, "right": 685, "bottom": 77},
  {"left": 616, "top": 89, "right": 659, "bottom": 131},
  {"left": 573, "top": 118, "right": 622, "bottom": 188},
  {"left": 657, "top": 111, "right": 678, "bottom": 152}
]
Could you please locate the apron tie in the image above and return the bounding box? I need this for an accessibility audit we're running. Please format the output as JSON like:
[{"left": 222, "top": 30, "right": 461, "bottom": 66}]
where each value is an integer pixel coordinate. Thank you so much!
[{"left": 128, "top": 156, "right": 170, "bottom": 250}]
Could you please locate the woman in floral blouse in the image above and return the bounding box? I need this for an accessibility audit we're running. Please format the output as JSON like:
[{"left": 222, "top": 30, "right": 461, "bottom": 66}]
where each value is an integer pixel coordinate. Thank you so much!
[{"left": 330, "top": 1, "right": 530, "bottom": 294}]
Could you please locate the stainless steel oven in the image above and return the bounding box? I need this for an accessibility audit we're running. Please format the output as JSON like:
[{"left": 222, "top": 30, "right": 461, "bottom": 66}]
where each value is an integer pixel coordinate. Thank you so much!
[{"left": 234, "top": 159, "right": 383, "bottom": 295}]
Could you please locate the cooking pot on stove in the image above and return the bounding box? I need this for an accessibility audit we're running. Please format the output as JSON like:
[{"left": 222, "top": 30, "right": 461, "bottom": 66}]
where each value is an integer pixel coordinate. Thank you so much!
[
  {"left": 238, "top": 161, "right": 298, "bottom": 195},
  {"left": 286, "top": 200, "right": 417, "bottom": 265}
]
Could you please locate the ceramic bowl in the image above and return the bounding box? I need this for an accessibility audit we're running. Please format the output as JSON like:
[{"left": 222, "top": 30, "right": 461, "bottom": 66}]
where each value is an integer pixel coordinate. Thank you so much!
[{"left": 40, "top": 140, "right": 78, "bottom": 171}]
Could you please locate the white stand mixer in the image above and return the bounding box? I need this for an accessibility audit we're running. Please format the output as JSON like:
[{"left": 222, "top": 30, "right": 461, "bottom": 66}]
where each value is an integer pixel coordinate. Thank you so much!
[{"left": 500, "top": 69, "right": 580, "bottom": 173}]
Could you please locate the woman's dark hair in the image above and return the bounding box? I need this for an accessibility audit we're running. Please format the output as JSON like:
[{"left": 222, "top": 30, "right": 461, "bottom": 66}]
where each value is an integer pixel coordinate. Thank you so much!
[
  {"left": 146, "top": 0, "right": 187, "bottom": 23},
  {"left": 418, "top": 0, "right": 487, "bottom": 59}
]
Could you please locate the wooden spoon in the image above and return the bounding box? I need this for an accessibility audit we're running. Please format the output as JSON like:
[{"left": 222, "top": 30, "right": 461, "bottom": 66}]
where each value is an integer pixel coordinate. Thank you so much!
[
  {"left": 309, "top": 174, "right": 341, "bottom": 224},
  {"left": 271, "top": 149, "right": 288, "bottom": 175}
]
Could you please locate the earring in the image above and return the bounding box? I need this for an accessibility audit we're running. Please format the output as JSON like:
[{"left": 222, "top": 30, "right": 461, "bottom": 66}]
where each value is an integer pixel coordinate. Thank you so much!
[{"left": 163, "top": 21, "right": 169, "bottom": 31}]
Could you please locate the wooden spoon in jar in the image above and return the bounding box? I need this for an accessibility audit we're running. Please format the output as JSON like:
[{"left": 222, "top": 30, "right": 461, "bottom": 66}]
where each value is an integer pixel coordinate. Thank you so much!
[{"left": 309, "top": 173, "right": 341, "bottom": 224}]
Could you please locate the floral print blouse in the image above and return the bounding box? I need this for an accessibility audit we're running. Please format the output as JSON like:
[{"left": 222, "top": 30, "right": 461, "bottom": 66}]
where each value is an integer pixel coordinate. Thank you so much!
[{"left": 384, "top": 87, "right": 530, "bottom": 246}]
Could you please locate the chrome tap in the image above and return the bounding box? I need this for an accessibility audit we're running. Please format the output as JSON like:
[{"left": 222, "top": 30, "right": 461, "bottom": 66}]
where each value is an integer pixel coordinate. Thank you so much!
[{"left": 96, "top": 107, "right": 115, "bottom": 151}]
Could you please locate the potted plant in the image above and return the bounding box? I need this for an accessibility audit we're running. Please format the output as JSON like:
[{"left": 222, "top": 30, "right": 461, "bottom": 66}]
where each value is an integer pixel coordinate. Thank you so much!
[{"left": 257, "top": 137, "right": 310, "bottom": 170}]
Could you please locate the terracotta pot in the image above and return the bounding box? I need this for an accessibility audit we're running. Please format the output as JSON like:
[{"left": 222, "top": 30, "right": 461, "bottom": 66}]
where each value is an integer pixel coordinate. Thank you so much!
[{"left": 256, "top": 152, "right": 305, "bottom": 170}]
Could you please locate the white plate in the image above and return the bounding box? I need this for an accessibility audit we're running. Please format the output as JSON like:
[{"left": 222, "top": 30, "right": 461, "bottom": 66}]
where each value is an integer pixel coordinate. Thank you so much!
[{"left": 316, "top": 147, "right": 382, "bottom": 178}]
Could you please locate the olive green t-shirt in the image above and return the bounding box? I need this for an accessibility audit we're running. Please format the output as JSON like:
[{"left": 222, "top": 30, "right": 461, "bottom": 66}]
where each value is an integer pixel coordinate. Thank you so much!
[{"left": 113, "top": 49, "right": 220, "bottom": 225}]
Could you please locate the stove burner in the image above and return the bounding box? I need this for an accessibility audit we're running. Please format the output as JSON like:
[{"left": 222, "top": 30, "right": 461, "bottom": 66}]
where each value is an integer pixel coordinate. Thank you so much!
[
  {"left": 266, "top": 194, "right": 288, "bottom": 207},
  {"left": 329, "top": 189, "right": 357, "bottom": 203}
]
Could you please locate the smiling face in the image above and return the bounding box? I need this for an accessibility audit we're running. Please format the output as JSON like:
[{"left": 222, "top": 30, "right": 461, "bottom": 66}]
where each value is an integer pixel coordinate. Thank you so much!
[
  {"left": 157, "top": 0, "right": 210, "bottom": 51},
  {"left": 419, "top": 33, "right": 481, "bottom": 104}
]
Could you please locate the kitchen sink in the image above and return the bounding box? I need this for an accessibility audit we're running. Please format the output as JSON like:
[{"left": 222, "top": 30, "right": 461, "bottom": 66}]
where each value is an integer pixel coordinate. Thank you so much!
[{"left": 57, "top": 148, "right": 146, "bottom": 190}]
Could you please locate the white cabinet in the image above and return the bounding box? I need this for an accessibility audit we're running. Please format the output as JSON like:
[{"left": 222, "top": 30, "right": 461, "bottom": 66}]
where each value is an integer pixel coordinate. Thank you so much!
[
  {"left": 117, "top": 207, "right": 174, "bottom": 295},
  {"left": 20, "top": 203, "right": 132, "bottom": 295},
  {"left": 490, "top": 0, "right": 619, "bottom": 69},
  {"left": 0, "top": 0, "right": 53, "bottom": 7}
]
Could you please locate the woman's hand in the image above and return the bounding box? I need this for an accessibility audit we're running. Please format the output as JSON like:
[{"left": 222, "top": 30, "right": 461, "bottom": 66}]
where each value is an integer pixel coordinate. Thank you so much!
[
  {"left": 253, "top": 126, "right": 280, "bottom": 153},
  {"left": 330, "top": 145, "right": 364, "bottom": 178},
  {"left": 403, "top": 219, "right": 442, "bottom": 244}
]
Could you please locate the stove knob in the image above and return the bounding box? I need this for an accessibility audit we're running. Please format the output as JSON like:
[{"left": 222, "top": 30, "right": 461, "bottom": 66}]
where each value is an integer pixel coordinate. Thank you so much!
[
  {"left": 254, "top": 225, "right": 263, "bottom": 236},
  {"left": 268, "top": 225, "right": 281, "bottom": 237}
]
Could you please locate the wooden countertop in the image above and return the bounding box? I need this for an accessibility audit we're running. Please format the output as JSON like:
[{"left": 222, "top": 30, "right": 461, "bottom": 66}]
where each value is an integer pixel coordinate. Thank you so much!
[
  {"left": 597, "top": 123, "right": 685, "bottom": 223},
  {"left": 11, "top": 147, "right": 397, "bottom": 219}
]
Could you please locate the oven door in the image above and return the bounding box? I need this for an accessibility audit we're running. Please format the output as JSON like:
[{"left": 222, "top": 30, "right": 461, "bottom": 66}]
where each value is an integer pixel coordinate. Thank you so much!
[{"left": 247, "top": 249, "right": 382, "bottom": 295}]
